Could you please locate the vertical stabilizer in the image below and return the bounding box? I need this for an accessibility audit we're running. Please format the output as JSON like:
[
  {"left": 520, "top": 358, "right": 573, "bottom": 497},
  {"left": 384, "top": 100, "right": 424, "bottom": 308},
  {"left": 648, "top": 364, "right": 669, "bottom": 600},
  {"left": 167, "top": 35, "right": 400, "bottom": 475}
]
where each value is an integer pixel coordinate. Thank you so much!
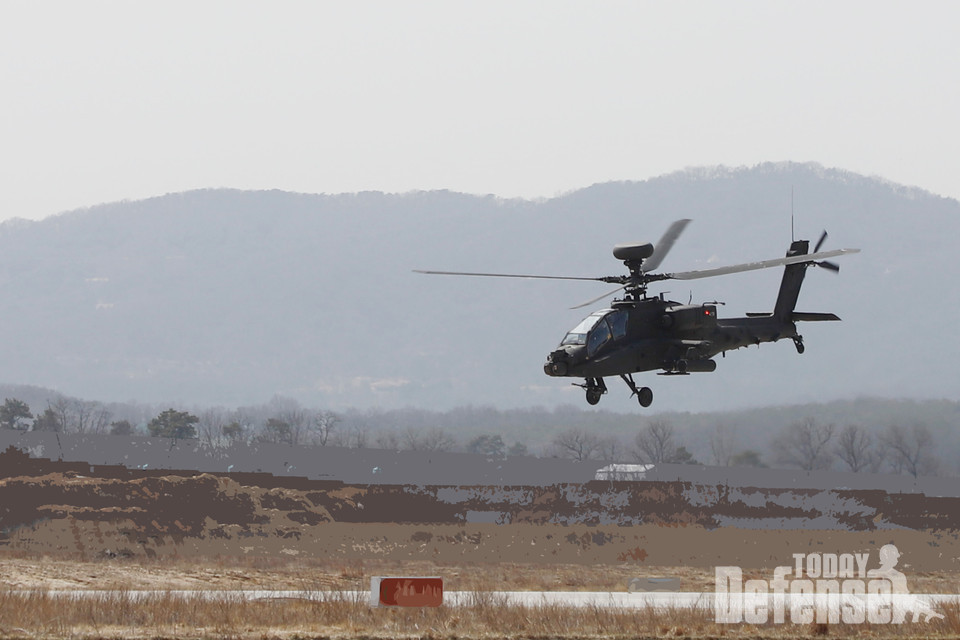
[{"left": 773, "top": 240, "right": 809, "bottom": 322}]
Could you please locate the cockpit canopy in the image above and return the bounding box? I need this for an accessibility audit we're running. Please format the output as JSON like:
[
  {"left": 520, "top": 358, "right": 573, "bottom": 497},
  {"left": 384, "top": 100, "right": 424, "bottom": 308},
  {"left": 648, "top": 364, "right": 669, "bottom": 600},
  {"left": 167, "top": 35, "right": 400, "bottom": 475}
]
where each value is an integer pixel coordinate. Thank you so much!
[{"left": 561, "top": 308, "right": 629, "bottom": 356}]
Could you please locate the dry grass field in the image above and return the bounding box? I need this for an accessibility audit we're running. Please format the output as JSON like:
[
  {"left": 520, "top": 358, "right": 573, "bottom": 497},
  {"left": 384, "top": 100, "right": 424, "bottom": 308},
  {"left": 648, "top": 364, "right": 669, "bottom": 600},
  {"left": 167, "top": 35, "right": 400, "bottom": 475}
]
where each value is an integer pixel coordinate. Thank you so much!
[
  {"left": 3, "top": 454, "right": 960, "bottom": 638},
  {"left": 0, "top": 553, "right": 959, "bottom": 639}
]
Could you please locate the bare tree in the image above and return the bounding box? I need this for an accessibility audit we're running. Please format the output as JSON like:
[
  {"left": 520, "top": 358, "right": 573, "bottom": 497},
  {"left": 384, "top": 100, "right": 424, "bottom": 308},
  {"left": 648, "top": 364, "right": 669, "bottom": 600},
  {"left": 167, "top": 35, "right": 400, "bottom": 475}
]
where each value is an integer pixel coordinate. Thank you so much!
[
  {"left": 90, "top": 402, "right": 112, "bottom": 435},
  {"left": 311, "top": 410, "right": 340, "bottom": 446},
  {"left": 347, "top": 424, "right": 370, "bottom": 449},
  {"left": 337, "top": 423, "right": 370, "bottom": 449},
  {"left": 834, "top": 424, "right": 875, "bottom": 472},
  {"left": 72, "top": 400, "right": 94, "bottom": 434},
  {"left": 401, "top": 426, "right": 421, "bottom": 451},
  {"left": 402, "top": 426, "right": 455, "bottom": 452},
  {"left": 374, "top": 429, "right": 400, "bottom": 450},
  {"left": 49, "top": 398, "right": 71, "bottom": 433},
  {"left": 882, "top": 424, "right": 938, "bottom": 478},
  {"left": 197, "top": 408, "right": 228, "bottom": 448},
  {"left": 47, "top": 398, "right": 111, "bottom": 434},
  {"left": 633, "top": 420, "right": 676, "bottom": 464},
  {"left": 282, "top": 409, "right": 308, "bottom": 446},
  {"left": 224, "top": 409, "right": 256, "bottom": 444},
  {"left": 552, "top": 428, "right": 600, "bottom": 461},
  {"left": 709, "top": 424, "right": 739, "bottom": 466},
  {"left": 263, "top": 395, "right": 309, "bottom": 446},
  {"left": 597, "top": 436, "right": 626, "bottom": 462},
  {"left": 772, "top": 418, "right": 836, "bottom": 470}
]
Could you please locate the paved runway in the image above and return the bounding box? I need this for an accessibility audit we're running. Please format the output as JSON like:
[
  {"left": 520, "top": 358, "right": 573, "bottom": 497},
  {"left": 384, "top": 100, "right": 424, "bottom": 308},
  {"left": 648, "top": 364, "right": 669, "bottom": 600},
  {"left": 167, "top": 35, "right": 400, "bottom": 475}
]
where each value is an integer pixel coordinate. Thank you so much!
[{"left": 18, "top": 589, "right": 960, "bottom": 615}]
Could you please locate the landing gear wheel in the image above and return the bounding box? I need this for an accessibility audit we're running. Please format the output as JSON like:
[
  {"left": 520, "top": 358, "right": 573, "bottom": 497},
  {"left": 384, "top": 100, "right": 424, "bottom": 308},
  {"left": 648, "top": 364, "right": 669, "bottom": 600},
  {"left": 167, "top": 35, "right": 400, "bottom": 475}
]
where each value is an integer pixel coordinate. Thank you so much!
[
  {"left": 638, "top": 387, "right": 653, "bottom": 408},
  {"left": 793, "top": 336, "right": 805, "bottom": 354},
  {"left": 581, "top": 377, "right": 607, "bottom": 406},
  {"left": 586, "top": 388, "right": 602, "bottom": 405},
  {"left": 619, "top": 373, "right": 653, "bottom": 408}
]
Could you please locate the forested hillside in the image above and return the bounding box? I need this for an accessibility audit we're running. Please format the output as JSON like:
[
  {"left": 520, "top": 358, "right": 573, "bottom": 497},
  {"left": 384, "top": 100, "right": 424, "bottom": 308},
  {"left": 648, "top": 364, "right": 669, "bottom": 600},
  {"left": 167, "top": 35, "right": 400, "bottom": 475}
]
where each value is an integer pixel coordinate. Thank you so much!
[{"left": 0, "top": 162, "right": 955, "bottom": 413}]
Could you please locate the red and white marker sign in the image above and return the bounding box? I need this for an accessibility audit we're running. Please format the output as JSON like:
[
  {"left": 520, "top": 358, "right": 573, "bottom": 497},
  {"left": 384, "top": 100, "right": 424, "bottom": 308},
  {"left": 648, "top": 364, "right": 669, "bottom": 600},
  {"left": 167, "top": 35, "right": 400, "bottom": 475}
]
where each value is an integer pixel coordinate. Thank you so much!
[{"left": 370, "top": 576, "right": 443, "bottom": 607}]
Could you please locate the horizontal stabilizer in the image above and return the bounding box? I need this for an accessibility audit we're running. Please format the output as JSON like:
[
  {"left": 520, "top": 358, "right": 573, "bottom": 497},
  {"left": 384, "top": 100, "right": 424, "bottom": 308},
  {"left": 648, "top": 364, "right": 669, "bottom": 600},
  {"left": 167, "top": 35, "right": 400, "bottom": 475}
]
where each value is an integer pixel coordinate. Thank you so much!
[
  {"left": 744, "top": 311, "right": 840, "bottom": 321},
  {"left": 792, "top": 312, "right": 841, "bottom": 322}
]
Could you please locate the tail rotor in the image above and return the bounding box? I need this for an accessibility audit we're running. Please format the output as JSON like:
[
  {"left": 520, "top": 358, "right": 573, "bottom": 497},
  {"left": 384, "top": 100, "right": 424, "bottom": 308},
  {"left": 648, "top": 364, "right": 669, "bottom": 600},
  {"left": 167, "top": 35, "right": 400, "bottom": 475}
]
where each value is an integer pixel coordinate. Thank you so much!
[{"left": 813, "top": 230, "right": 841, "bottom": 273}]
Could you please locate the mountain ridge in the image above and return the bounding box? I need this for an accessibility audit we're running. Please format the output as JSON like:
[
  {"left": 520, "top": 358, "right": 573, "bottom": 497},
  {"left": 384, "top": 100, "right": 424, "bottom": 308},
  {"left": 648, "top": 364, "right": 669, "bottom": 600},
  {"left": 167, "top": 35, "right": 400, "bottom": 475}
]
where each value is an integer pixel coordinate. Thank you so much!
[{"left": 0, "top": 162, "right": 954, "bottom": 412}]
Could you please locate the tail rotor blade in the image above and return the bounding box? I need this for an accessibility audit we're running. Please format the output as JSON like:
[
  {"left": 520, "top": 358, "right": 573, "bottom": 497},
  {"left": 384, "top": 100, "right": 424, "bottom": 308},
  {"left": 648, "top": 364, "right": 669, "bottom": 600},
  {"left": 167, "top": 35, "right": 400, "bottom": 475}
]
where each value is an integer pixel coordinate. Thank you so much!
[
  {"left": 814, "top": 230, "right": 828, "bottom": 253},
  {"left": 817, "top": 260, "right": 840, "bottom": 273}
]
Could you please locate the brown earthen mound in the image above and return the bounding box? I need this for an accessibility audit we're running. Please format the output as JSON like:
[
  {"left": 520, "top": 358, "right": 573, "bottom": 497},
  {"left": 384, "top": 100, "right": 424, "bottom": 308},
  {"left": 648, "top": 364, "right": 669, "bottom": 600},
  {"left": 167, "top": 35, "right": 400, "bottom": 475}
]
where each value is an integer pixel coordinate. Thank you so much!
[{"left": 3, "top": 445, "right": 960, "bottom": 570}]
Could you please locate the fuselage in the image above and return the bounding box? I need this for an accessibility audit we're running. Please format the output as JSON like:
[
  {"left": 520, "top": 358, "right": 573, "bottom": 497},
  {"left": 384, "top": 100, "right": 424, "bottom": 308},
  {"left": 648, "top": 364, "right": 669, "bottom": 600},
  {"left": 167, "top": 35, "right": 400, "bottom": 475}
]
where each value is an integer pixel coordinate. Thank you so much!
[{"left": 543, "top": 296, "right": 798, "bottom": 380}]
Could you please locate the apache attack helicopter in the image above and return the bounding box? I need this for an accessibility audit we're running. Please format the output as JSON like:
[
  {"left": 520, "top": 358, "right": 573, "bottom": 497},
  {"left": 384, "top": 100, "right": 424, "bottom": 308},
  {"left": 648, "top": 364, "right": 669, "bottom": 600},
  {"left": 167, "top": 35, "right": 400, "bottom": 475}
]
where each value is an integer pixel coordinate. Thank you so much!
[{"left": 415, "top": 220, "right": 859, "bottom": 408}]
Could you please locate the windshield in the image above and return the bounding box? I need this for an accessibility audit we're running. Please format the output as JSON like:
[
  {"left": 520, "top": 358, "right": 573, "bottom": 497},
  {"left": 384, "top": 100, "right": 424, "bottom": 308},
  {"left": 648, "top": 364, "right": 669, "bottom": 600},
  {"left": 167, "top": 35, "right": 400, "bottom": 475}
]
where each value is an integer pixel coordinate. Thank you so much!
[{"left": 560, "top": 311, "right": 608, "bottom": 346}]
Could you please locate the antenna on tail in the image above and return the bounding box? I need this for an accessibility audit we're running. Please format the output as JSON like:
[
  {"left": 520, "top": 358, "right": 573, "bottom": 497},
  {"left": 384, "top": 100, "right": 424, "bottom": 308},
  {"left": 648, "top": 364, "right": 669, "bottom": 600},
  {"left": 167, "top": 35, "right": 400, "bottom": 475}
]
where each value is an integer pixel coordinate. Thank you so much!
[{"left": 791, "top": 186, "right": 795, "bottom": 242}]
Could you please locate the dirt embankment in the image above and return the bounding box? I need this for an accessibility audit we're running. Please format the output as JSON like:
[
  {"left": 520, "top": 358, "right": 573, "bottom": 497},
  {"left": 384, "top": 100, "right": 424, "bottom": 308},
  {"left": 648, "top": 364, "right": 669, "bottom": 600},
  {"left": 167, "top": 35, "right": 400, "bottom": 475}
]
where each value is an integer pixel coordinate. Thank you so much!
[{"left": 2, "top": 446, "right": 960, "bottom": 570}]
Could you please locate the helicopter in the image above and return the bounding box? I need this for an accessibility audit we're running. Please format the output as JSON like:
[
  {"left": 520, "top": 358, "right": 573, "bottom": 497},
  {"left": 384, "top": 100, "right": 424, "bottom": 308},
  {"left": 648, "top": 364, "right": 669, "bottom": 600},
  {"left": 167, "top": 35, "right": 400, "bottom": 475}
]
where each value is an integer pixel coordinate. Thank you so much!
[{"left": 415, "top": 219, "right": 859, "bottom": 408}]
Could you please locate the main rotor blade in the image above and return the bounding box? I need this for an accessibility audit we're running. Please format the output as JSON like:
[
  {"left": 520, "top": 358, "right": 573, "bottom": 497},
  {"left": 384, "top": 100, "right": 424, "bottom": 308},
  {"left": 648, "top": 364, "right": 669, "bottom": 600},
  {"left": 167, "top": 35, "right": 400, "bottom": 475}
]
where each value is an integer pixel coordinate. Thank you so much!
[
  {"left": 413, "top": 269, "right": 604, "bottom": 282},
  {"left": 642, "top": 218, "right": 692, "bottom": 273},
  {"left": 570, "top": 284, "right": 628, "bottom": 310},
  {"left": 666, "top": 248, "right": 860, "bottom": 281}
]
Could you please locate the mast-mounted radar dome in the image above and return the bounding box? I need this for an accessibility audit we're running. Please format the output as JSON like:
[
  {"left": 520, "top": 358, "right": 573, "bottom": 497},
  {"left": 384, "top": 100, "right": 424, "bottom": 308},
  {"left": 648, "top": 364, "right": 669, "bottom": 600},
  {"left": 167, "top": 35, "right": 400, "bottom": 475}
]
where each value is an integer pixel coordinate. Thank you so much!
[{"left": 612, "top": 242, "right": 654, "bottom": 262}]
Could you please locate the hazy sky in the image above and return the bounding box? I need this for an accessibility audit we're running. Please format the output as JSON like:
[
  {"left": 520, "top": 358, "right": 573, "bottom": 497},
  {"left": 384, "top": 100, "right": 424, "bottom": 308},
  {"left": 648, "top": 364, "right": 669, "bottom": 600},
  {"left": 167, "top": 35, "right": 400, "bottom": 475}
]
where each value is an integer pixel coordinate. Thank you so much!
[{"left": 2, "top": 1, "right": 957, "bottom": 222}]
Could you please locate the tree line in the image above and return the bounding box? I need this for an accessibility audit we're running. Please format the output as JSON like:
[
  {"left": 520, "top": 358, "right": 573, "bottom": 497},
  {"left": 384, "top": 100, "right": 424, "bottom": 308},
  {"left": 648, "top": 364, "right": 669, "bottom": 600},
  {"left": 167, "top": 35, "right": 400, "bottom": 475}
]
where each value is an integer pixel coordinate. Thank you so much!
[
  {"left": 0, "top": 395, "right": 952, "bottom": 478},
  {"left": 551, "top": 417, "right": 942, "bottom": 478}
]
